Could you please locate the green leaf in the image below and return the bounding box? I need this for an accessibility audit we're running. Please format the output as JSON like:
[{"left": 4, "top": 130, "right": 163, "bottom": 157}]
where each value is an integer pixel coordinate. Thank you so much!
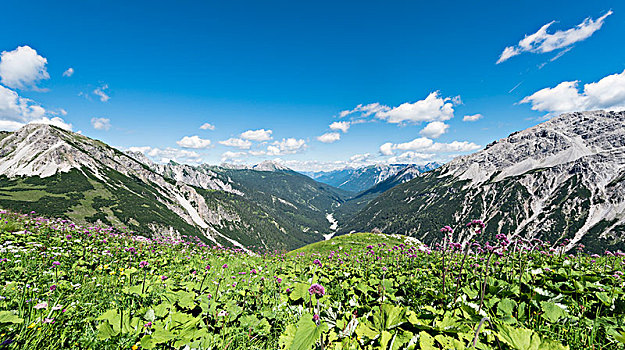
[
  {"left": 289, "top": 282, "right": 310, "bottom": 302},
  {"left": 540, "top": 302, "right": 566, "bottom": 323},
  {"left": 97, "top": 320, "right": 118, "bottom": 340},
  {"left": 380, "top": 330, "right": 393, "bottom": 349},
  {"left": 496, "top": 324, "right": 541, "bottom": 350},
  {"left": 290, "top": 314, "right": 328, "bottom": 350},
  {"left": 596, "top": 292, "right": 612, "bottom": 307},
  {"left": 419, "top": 331, "right": 437, "bottom": 350},
  {"left": 140, "top": 334, "right": 155, "bottom": 350},
  {"left": 151, "top": 328, "right": 175, "bottom": 344},
  {"left": 0, "top": 311, "right": 23, "bottom": 324},
  {"left": 355, "top": 320, "right": 380, "bottom": 341},
  {"left": 279, "top": 324, "right": 297, "bottom": 349},
  {"left": 497, "top": 299, "right": 517, "bottom": 317}
]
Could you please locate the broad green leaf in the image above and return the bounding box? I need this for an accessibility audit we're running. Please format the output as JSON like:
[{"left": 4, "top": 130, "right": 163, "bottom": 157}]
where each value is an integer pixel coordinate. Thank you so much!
[
  {"left": 290, "top": 314, "right": 328, "bottom": 350},
  {"left": 497, "top": 299, "right": 517, "bottom": 317},
  {"left": 0, "top": 311, "right": 23, "bottom": 324},
  {"left": 97, "top": 320, "right": 118, "bottom": 340},
  {"left": 419, "top": 331, "right": 437, "bottom": 350},
  {"left": 540, "top": 302, "right": 566, "bottom": 323},
  {"left": 289, "top": 282, "right": 310, "bottom": 302},
  {"left": 278, "top": 324, "right": 297, "bottom": 349}
]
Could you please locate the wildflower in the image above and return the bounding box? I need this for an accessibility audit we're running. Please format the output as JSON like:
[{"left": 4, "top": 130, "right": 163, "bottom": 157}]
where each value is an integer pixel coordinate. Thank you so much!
[
  {"left": 217, "top": 310, "right": 228, "bottom": 317},
  {"left": 440, "top": 226, "right": 454, "bottom": 234},
  {"left": 49, "top": 285, "right": 57, "bottom": 291},
  {"left": 205, "top": 265, "right": 211, "bottom": 270},
  {"left": 139, "top": 261, "right": 149, "bottom": 268},
  {"left": 309, "top": 283, "right": 326, "bottom": 296},
  {"left": 144, "top": 322, "right": 152, "bottom": 328},
  {"left": 313, "top": 259, "right": 322, "bottom": 267},
  {"left": 52, "top": 261, "right": 60, "bottom": 266},
  {"left": 161, "top": 275, "right": 168, "bottom": 281},
  {"left": 222, "top": 264, "right": 228, "bottom": 269},
  {"left": 34, "top": 302, "right": 48, "bottom": 310},
  {"left": 313, "top": 314, "right": 320, "bottom": 322},
  {"left": 43, "top": 318, "right": 54, "bottom": 324}
]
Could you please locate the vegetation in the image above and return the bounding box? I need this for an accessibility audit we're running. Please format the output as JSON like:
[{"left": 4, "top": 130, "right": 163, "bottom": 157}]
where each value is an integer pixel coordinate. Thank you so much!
[{"left": 1, "top": 211, "right": 624, "bottom": 349}]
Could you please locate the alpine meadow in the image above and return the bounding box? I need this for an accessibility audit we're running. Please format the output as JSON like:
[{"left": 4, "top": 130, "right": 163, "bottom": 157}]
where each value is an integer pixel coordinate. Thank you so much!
[{"left": 1, "top": 1, "right": 624, "bottom": 349}]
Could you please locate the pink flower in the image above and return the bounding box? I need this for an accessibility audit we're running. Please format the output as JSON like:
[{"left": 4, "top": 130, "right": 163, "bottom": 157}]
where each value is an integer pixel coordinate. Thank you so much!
[
  {"left": 34, "top": 302, "right": 48, "bottom": 310},
  {"left": 308, "top": 283, "right": 325, "bottom": 296},
  {"left": 139, "top": 261, "right": 149, "bottom": 268},
  {"left": 52, "top": 261, "right": 60, "bottom": 266}
]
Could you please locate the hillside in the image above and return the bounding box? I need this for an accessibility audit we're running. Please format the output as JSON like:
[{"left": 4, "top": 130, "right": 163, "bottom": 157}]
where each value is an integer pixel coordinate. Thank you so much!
[
  {"left": 0, "top": 124, "right": 351, "bottom": 250},
  {"left": 341, "top": 111, "right": 625, "bottom": 253}
]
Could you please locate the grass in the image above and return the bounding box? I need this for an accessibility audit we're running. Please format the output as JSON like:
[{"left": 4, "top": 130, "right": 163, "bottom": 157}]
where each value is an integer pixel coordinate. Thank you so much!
[{"left": 0, "top": 210, "right": 623, "bottom": 349}]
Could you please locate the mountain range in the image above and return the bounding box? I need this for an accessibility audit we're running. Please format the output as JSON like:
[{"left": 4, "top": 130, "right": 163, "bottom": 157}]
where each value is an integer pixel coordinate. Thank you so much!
[
  {"left": 303, "top": 163, "right": 440, "bottom": 193},
  {"left": 340, "top": 110, "right": 625, "bottom": 253},
  {"left": 0, "top": 110, "right": 623, "bottom": 253},
  {"left": 0, "top": 125, "right": 353, "bottom": 251}
]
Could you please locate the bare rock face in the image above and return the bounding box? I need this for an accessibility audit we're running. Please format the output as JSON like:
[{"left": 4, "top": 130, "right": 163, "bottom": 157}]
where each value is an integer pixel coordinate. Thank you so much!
[{"left": 342, "top": 111, "right": 625, "bottom": 253}]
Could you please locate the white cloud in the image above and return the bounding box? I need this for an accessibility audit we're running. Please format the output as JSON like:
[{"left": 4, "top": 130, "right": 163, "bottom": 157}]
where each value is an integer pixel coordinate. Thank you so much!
[
  {"left": 176, "top": 135, "right": 212, "bottom": 149},
  {"left": 266, "top": 138, "right": 307, "bottom": 155},
  {"left": 380, "top": 137, "right": 481, "bottom": 155},
  {"left": 93, "top": 84, "right": 110, "bottom": 102},
  {"left": 241, "top": 128, "right": 272, "bottom": 141},
  {"left": 317, "top": 132, "right": 341, "bottom": 143},
  {"left": 520, "top": 69, "right": 625, "bottom": 116},
  {"left": 0, "top": 46, "right": 49, "bottom": 90},
  {"left": 0, "top": 84, "right": 72, "bottom": 131},
  {"left": 128, "top": 146, "right": 202, "bottom": 164},
  {"left": 419, "top": 121, "right": 449, "bottom": 138},
  {"left": 329, "top": 121, "right": 350, "bottom": 133},
  {"left": 463, "top": 114, "right": 483, "bottom": 122},
  {"left": 62, "top": 68, "right": 74, "bottom": 77},
  {"left": 377, "top": 92, "right": 457, "bottom": 124},
  {"left": 200, "top": 122, "right": 215, "bottom": 130},
  {"left": 221, "top": 151, "right": 246, "bottom": 162},
  {"left": 497, "top": 11, "right": 612, "bottom": 64},
  {"left": 219, "top": 137, "right": 252, "bottom": 149},
  {"left": 388, "top": 151, "right": 435, "bottom": 163},
  {"left": 91, "top": 117, "right": 111, "bottom": 131},
  {"left": 341, "top": 92, "right": 459, "bottom": 125},
  {"left": 339, "top": 103, "right": 388, "bottom": 118},
  {"left": 349, "top": 153, "right": 373, "bottom": 163}
]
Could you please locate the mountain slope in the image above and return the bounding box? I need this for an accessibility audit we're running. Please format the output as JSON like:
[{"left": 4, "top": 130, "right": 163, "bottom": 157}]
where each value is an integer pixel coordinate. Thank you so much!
[
  {"left": 304, "top": 163, "right": 440, "bottom": 193},
  {"left": 0, "top": 124, "right": 349, "bottom": 250},
  {"left": 341, "top": 111, "right": 625, "bottom": 253}
]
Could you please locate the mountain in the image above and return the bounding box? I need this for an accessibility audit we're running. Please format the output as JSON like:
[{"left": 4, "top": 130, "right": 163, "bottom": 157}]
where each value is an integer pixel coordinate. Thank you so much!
[
  {"left": 340, "top": 111, "right": 625, "bottom": 253},
  {"left": 303, "top": 162, "right": 440, "bottom": 193},
  {"left": 0, "top": 124, "right": 351, "bottom": 251}
]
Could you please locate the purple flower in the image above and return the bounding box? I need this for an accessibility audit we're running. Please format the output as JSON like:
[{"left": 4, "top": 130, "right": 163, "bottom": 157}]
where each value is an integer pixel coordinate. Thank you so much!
[
  {"left": 222, "top": 264, "right": 228, "bottom": 269},
  {"left": 308, "top": 283, "right": 326, "bottom": 296},
  {"left": 313, "top": 259, "right": 322, "bottom": 267},
  {"left": 313, "top": 314, "right": 320, "bottom": 322},
  {"left": 49, "top": 285, "right": 57, "bottom": 291},
  {"left": 161, "top": 275, "right": 168, "bottom": 281},
  {"left": 52, "top": 261, "right": 60, "bottom": 266},
  {"left": 144, "top": 322, "right": 152, "bottom": 328},
  {"left": 139, "top": 261, "right": 149, "bottom": 268},
  {"left": 439, "top": 226, "right": 454, "bottom": 234},
  {"left": 205, "top": 265, "right": 211, "bottom": 270}
]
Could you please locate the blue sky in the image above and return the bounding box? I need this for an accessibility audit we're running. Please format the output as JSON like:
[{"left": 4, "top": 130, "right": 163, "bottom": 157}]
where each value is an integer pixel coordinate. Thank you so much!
[{"left": 1, "top": 0, "right": 623, "bottom": 171}]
